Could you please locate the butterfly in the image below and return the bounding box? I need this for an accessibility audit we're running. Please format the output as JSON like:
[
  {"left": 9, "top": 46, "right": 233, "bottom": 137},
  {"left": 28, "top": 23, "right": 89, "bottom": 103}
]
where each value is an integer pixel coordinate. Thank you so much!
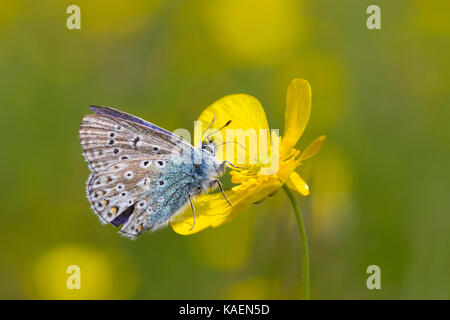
[{"left": 79, "top": 106, "right": 232, "bottom": 239}]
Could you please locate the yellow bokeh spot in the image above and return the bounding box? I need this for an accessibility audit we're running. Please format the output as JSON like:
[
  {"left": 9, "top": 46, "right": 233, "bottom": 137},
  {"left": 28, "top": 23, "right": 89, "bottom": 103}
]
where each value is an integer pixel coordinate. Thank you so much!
[
  {"left": 0, "top": 0, "right": 24, "bottom": 27},
  {"left": 63, "top": 0, "right": 161, "bottom": 35},
  {"left": 413, "top": 0, "right": 450, "bottom": 36},
  {"left": 203, "top": 0, "right": 304, "bottom": 65},
  {"left": 187, "top": 212, "right": 254, "bottom": 271},
  {"left": 29, "top": 244, "right": 136, "bottom": 299},
  {"left": 309, "top": 147, "right": 353, "bottom": 236}
]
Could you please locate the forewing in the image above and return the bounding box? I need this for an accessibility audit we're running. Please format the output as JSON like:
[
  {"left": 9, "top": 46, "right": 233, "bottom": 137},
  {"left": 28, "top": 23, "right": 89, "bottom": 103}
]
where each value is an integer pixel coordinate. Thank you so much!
[
  {"left": 89, "top": 105, "right": 179, "bottom": 137},
  {"left": 79, "top": 107, "right": 193, "bottom": 173}
]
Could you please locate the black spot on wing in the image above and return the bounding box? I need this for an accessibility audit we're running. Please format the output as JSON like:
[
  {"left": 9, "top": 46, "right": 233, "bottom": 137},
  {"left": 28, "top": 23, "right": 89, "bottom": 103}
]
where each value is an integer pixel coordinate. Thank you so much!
[{"left": 111, "top": 204, "right": 135, "bottom": 227}]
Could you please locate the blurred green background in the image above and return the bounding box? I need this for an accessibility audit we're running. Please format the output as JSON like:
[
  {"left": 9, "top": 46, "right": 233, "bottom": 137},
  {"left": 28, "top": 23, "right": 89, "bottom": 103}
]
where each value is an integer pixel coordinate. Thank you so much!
[{"left": 0, "top": 0, "right": 449, "bottom": 299}]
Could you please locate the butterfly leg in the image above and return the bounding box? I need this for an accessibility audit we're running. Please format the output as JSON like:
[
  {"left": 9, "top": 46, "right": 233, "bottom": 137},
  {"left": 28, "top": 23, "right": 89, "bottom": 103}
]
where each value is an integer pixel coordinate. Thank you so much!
[
  {"left": 224, "top": 160, "right": 246, "bottom": 170},
  {"left": 188, "top": 194, "right": 196, "bottom": 231},
  {"left": 216, "top": 180, "right": 232, "bottom": 207}
]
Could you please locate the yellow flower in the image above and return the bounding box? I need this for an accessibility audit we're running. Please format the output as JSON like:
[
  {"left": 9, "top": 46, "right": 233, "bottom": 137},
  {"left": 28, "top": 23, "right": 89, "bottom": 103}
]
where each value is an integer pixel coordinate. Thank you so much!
[{"left": 171, "top": 79, "right": 325, "bottom": 235}]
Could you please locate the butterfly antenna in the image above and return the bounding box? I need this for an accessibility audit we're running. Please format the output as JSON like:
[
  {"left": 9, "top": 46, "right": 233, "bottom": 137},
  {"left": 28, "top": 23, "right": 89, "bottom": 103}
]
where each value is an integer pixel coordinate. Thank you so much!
[
  {"left": 188, "top": 195, "right": 196, "bottom": 231},
  {"left": 215, "top": 140, "right": 246, "bottom": 151},
  {"left": 216, "top": 180, "right": 232, "bottom": 207},
  {"left": 205, "top": 120, "right": 232, "bottom": 141},
  {"left": 201, "top": 115, "right": 216, "bottom": 142}
]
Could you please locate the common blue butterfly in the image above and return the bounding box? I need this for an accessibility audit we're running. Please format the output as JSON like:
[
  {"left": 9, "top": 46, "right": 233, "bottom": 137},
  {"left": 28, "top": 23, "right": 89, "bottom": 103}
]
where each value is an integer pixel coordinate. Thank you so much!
[{"left": 79, "top": 106, "right": 231, "bottom": 239}]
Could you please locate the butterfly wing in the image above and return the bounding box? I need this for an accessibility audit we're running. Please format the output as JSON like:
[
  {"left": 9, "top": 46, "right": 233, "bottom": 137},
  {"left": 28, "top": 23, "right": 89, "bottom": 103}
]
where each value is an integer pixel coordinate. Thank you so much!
[
  {"left": 117, "top": 158, "right": 197, "bottom": 238},
  {"left": 89, "top": 105, "right": 182, "bottom": 138},
  {"left": 80, "top": 106, "right": 192, "bottom": 173},
  {"left": 79, "top": 106, "right": 196, "bottom": 238},
  {"left": 85, "top": 156, "right": 194, "bottom": 239}
]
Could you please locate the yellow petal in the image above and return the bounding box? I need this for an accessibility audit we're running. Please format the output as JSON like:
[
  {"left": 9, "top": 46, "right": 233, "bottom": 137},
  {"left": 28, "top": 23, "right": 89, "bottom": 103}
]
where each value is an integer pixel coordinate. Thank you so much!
[
  {"left": 194, "top": 94, "right": 270, "bottom": 166},
  {"left": 170, "top": 193, "right": 234, "bottom": 235},
  {"left": 170, "top": 177, "right": 281, "bottom": 235},
  {"left": 299, "top": 135, "right": 326, "bottom": 161},
  {"left": 286, "top": 171, "right": 310, "bottom": 196},
  {"left": 282, "top": 79, "right": 311, "bottom": 150}
]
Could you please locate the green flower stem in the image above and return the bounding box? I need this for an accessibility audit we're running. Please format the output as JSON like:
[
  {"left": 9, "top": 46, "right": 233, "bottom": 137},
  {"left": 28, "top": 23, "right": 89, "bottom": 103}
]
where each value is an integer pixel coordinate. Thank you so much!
[{"left": 282, "top": 184, "right": 310, "bottom": 300}]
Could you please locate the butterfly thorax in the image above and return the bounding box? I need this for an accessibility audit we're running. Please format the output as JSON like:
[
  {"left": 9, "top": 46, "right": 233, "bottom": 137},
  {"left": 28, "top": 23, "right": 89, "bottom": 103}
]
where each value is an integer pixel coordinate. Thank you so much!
[{"left": 192, "top": 141, "right": 225, "bottom": 192}]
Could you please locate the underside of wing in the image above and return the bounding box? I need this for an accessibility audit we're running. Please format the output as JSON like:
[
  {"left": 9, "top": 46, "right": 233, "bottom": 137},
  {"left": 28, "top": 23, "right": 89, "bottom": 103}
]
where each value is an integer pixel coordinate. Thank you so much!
[
  {"left": 118, "top": 161, "right": 195, "bottom": 239},
  {"left": 80, "top": 106, "right": 197, "bottom": 239},
  {"left": 86, "top": 158, "right": 159, "bottom": 225},
  {"left": 79, "top": 109, "right": 193, "bottom": 173},
  {"left": 86, "top": 157, "right": 195, "bottom": 239},
  {"left": 89, "top": 105, "right": 180, "bottom": 138}
]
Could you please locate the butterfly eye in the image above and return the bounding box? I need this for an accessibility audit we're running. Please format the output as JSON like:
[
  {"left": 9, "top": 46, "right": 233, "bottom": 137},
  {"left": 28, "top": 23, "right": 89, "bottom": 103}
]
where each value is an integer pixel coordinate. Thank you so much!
[{"left": 203, "top": 144, "right": 215, "bottom": 154}]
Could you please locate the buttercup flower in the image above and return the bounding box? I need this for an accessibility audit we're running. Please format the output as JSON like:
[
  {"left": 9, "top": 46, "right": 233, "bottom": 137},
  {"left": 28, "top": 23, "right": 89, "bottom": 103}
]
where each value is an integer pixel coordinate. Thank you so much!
[{"left": 171, "top": 79, "right": 325, "bottom": 235}]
